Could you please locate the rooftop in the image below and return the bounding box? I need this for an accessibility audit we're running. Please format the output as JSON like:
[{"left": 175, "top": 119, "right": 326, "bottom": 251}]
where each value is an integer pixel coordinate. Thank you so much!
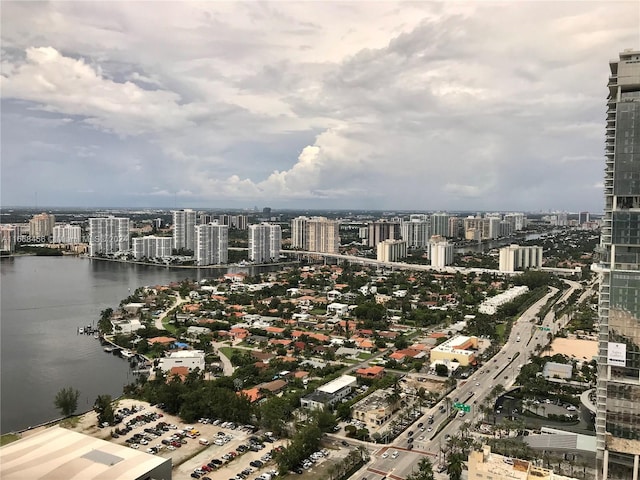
[
  {"left": 0, "top": 426, "right": 170, "bottom": 480},
  {"left": 318, "top": 374, "right": 357, "bottom": 395}
]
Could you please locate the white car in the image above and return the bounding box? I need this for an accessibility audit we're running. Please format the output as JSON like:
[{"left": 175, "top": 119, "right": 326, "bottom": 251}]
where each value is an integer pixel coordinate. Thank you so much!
[
  {"left": 382, "top": 452, "right": 389, "bottom": 459},
  {"left": 391, "top": 451, "right": 399, "bottom": 459}
]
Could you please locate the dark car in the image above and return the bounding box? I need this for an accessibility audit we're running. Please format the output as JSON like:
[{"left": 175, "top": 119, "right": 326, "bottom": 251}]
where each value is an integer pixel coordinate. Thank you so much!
[
  {"left": 341, "top": 440, "right": 349, "bottom": 446},
  {"left": 417, "top": 422, "right": 423, "bottom": 428},
  {"left": 190, "top": 474, "right": 200, "bottom": 479}
]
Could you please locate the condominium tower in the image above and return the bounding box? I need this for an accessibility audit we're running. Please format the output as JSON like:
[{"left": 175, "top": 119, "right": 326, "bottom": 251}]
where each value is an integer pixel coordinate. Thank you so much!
[
  {"left": 401, "top": 218, "right": 430, "bottom": 249},
  {"left": 29, "top": 212, "right": 55, "bottom": 239},
  {"left": 132, "top": 236, "right": 173, "bottom": 260},
  {"left": 53, "top": 225, "right": 82, "bottom": 244},
  {"left": 308, "top": 217, "right": 340, "bottom": 253},
  {"left": 88, "top": 217, "right": 130, "bottom": 256},
  {"left": 249, "top": 223, "right": 282, "bottom": 263},
  {"left": 172, "top": 209, "right": 196, "bottom": 253},
  {"left": 594, "top": 49, "right": 640, "bottom": 480},
  {"left": 195, "top": 222, "right": 228, "bottom": 266}
]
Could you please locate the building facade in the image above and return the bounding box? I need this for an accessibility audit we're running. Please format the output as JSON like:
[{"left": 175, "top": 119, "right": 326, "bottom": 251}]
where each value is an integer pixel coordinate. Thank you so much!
[
  {"left": 172, "top": 209, "right": 196, "bottom": 253},
  {"left": 367, "top": 220, "right": 400, "bottom": 248},
  {"left": 498, "top": 244, "right": 543, "bottom": 273},
  {"left": 132, "top": 236, "right": 173, "bottom": 260},
  {"left": 376, "top": 239, "right": 407, "bottom": 262},
  {"left": 29, "top": 212, "right": 55, "bottom": 239},
  {"left": 594, "top": 49, "right": 640, "bottom": 480},
  {"left": 249, "top": 223, "right": 281, "bottom": 263},
  {"left": 195, "top": 222, "right": 228, "bottom": 266},
  {"left": 52, "top": 225, "right": 82, "bottom": 244},
  {"left": 307, "top": 217, "right": 340, "bottom": 253},
  {"left": 401, "top": 219, "right": 430, "bottom": 248},
  {"left": 430, "top": 212, "right": 450, "bottom": 237},
  {"left": 291, "top": 216, "right": 309, "bottom": 249},
  {"left": 88, "top": 217, "right": 130, "bottom": 256},
  {"left": 0, "top": 225, "right": 17, "bottom": 253},
  {"left": 429, "top": 235, "right": 453, "bottom": 268}
]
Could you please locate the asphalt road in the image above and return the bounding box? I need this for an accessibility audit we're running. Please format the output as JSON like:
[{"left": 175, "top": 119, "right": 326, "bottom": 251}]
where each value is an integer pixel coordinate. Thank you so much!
[{"left": 356, "top": 280, "right": 582, "bottom": 479}]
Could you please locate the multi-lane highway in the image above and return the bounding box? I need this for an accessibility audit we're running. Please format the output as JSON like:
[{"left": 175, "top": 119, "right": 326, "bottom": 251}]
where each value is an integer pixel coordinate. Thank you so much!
[{"left": 350, "top": 280, "right": 583, "bottom": 480}]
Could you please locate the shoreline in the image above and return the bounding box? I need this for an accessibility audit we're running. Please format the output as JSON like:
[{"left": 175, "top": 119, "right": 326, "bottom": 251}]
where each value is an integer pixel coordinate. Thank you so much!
[{"left": 3, "top": 253, "right": 297, "bottom": 270}]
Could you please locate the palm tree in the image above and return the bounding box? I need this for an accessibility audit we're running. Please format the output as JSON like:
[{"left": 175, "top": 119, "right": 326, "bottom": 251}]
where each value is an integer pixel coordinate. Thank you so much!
[{"left": 447, "top": 452, "right": 464, "bottom": 480}]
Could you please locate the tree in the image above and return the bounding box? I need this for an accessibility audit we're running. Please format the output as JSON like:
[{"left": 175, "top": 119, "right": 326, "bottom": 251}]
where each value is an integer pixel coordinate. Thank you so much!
[
  {"left": 406, "top": 457, "right": 434, "bottom": 480},
  {"left": 447, "top": 452, "right": 464, "bottom": 480},
  {"left": 435, "top": 364, "right": 449, "bottom": 377},
  {"left": 98, "top": 308, "right": 113, "bottom": 334},
  {"left": 94, "top": 394, "right": 115, "bottom": 426},
  {"left": 54, "top": 387, "right": 80, "bottom": 417}
]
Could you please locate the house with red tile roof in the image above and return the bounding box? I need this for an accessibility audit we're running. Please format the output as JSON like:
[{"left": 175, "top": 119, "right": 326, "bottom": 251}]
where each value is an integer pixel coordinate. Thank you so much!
[
  {"left": 169, "top": 366, "right": 189, "bottom": 382},
  {"left": 269, "top": 339, "right": 293, "bottom": 347},
  {"left": 239, "top": 387, "right": 262, "bottom": 403},
  {"left": 265, "top": 326, "right": 286, "bottom": 336},
  {"left": 229, "top": 327, "right": 250, "bottom": 340},
  {"left": 355, "top": 365, "right": 385, "bottom": 379}
]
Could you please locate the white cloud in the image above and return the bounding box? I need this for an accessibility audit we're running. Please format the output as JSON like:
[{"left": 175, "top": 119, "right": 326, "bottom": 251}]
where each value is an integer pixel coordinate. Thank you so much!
[{"left": 1, "top": 1, "right": 637, "bottom": 210}]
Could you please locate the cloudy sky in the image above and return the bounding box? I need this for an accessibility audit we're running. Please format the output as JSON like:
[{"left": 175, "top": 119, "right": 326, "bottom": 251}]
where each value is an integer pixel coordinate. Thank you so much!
[{"left": 1, "top": 1, "right": 638, "bottom": 212}]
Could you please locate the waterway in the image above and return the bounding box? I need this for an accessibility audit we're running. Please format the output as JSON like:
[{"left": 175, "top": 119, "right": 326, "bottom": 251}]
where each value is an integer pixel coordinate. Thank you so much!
[{"left": 0, "top": 255, "right": 281, "bottom": 434}]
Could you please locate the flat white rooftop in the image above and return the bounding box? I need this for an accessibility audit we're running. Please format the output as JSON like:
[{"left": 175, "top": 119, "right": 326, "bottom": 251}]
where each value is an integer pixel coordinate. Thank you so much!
[
  {"left": 0, "top": 426, "right": 170, "bottom": 480},
  {"left": 166, "top": 350, "right": 204, "bottom": 358},
  {"left": 318, "top": 374, "right": 357, "bottom": 395}
]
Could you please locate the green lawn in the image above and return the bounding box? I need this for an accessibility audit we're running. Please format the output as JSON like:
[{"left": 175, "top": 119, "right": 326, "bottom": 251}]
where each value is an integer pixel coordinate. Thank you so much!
[
  {"left": 357, "top": 352, "right": 372, "bottom": 360},
  {"left": 161, "top": 317, "right": 178, "bottom": 334},
  {"left": 496, "top": 324, "right": 506, "bottom": 342}
]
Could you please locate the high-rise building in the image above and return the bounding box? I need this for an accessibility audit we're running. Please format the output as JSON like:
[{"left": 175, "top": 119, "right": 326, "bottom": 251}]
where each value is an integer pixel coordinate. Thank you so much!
[
  {"left": 430, "top": 212, "right": 449, "bottom": 237},
  {"left": 504, "top": 213, "right": 526, "bottom": 231},
  {"left": 199, "top": 213, "right": 213, "bottom": 225},
  {"left": 53, "top": 225, "right": 82, "bottom": 244},
  {"left": 132, "top": 236, "right": 173, "bottom": 260},
  {"left": 291, "top": 216, "right": 309, "bottom": 249},
  {"left": 499, "top": 220, "right": 514, "bottom": 238},
  {"left": 429, "top": 235, "right": 453, "bottom": 268},
  {"left": 400, "top": 219, "right": 430, "bottom": 249},
  {"left": 249, "top": 223, "right": 281, "bottom": 263},
  {"left": 579, "top": 211, "right": 591, "bottom": 225},
  {"left": 232, "top": 215, "right": 248, "bottom": 230},
  {"left": 307, "top": 217, "right": 340, "bottom": 253},
  {"left": 0, "top": 225, "right": 17, "bottom": 253},
  {"left": 29, "top": 213, "right": 55, "bottom": 239},
  {"left": 195, "top": 222, "right": 228, "bottom": 266},
  {"left": 172, "top": 209, "right": 196, "bottom": 253},
  {"left": 448, "top": 217, "right": 463, "bottom": 239},
  {"left": 367, "top": 220, "right": 400, "bottom": 248},
  {"left": 88, "top": 217, "right": 130, "bottom": 256},
  {"left": 376, "top": 239, "right": 407, "bottom": 262},
  {"left": 498, "top": 245, "right": 543, "bottom": 273},
  {"left": 594, "top": 49, "right": 640, "bottom": 480}
]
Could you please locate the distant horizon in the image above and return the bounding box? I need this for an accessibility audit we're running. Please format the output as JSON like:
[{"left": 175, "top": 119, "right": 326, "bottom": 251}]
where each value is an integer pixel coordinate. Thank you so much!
[{"left": 0, "top": 205, "right": 602, "bottom": 215}]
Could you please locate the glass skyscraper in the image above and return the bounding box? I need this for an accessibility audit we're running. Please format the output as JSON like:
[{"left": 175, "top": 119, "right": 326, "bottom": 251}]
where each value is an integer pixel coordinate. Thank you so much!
[{"left": 595, "top": 49, "right": 640, "bottom": 480}]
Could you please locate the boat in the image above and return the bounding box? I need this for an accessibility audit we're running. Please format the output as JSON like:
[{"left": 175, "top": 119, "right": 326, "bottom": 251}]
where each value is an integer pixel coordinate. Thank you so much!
[
  {"left": 104, "top": 346, "right": 114, "bottom": 353},
  {"left": 94, "top": 333, "right": 100, "bottom": 339},
  {"left": 78, "top": 327, "right": 84, "bottom": 334}
]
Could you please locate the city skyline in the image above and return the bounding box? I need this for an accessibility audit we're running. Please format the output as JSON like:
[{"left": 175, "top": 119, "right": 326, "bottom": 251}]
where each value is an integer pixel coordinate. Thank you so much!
[{"left": 2, "top": 2, "right": 638, "bottom": 210}]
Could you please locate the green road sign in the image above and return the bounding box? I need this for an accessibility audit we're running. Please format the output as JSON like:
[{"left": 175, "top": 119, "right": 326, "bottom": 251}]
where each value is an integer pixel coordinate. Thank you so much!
[
  {"left": 538, "top": 326, "right": 551, "bottom": 331},
  {"left": 453, "top": 402, "right": 471, "bottom": 412},
  {"left": 462, "top": 405, "right": 471, "bottom": 412}
]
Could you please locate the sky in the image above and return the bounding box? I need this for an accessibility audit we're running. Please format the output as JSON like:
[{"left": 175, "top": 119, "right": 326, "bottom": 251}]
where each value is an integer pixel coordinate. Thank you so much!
[{"left": 1, "top": 1, "right": 639, "bottom": 212}]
